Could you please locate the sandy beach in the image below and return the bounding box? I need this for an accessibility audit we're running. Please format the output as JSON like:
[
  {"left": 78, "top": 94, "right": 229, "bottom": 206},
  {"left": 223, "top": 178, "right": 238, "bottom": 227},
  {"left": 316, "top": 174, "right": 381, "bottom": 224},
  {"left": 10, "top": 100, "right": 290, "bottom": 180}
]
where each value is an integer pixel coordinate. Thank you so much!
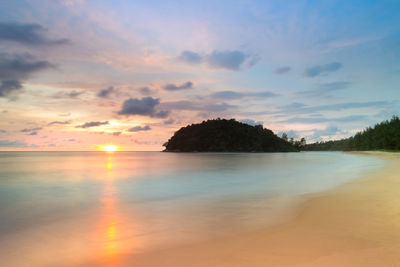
[{"left": 90, "top": 152, "right": 400, "bottom": 266}]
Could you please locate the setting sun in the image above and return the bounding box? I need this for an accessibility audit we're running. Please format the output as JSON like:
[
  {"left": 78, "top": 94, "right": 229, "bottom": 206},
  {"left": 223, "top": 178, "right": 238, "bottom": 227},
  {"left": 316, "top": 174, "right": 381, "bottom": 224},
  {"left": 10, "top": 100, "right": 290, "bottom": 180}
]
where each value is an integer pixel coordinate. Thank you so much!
[{"left": 99, "top": 144, "right": 118, "bottom": 152}]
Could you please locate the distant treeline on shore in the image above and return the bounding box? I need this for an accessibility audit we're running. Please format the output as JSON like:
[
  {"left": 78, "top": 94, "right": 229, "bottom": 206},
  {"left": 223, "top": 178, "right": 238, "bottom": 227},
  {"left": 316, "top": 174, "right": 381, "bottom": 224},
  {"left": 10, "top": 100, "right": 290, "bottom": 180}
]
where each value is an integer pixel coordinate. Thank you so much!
[
  {"left": 303, "top": 116, "right": 400, "bottom": 151},
  {"left": 163, "top": 116, "right": 400, "bottom": 153}
]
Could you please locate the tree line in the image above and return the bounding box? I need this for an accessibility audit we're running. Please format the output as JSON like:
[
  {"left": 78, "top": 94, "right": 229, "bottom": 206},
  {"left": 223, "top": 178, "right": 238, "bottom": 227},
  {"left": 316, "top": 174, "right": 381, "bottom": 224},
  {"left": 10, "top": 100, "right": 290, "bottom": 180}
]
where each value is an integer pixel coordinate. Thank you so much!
[{"left": 302, "top": 116, "right": 400, "bottom": 151}]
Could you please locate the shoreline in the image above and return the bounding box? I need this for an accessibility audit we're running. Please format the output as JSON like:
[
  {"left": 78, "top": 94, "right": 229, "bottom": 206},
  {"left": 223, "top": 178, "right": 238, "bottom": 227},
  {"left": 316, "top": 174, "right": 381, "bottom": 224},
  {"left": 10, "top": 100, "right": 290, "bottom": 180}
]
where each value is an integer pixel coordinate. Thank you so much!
[{"left": 86, "top": 151, "right": 400, "bottom": 266}]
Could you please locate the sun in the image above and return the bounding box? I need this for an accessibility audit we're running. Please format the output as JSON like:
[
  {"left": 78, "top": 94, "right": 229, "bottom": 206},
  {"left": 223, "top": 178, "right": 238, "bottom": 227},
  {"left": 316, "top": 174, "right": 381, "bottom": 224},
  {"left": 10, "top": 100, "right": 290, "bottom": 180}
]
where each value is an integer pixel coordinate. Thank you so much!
[{"left": 99, "top": 144, "right": 118, "bottom": 152}]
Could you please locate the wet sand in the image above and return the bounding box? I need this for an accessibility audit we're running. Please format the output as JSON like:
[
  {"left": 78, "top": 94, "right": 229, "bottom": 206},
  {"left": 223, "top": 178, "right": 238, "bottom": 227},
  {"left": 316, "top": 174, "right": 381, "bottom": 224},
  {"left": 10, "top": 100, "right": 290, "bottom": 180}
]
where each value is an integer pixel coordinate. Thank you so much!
[{"left": 86, "top": 152, "right": 400, "bottom": 266}]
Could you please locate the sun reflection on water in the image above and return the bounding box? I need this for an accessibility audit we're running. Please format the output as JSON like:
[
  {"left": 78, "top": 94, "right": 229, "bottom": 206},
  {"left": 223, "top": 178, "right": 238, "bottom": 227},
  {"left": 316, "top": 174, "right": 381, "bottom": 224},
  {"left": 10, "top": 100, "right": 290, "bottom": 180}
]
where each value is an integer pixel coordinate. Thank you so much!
[
  {"left": 94, "top": 153, "right": 147, "bottom": 264},
  {"left": 99, "top": 154, "right": 120, "bottom": 259}
]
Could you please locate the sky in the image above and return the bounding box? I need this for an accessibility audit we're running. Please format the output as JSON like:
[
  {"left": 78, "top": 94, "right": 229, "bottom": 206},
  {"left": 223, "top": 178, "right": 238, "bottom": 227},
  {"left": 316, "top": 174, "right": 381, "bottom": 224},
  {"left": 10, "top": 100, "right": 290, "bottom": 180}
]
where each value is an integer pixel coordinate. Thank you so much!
[{"left": 0, "top": 0, "right": 399, "bottom": 151}]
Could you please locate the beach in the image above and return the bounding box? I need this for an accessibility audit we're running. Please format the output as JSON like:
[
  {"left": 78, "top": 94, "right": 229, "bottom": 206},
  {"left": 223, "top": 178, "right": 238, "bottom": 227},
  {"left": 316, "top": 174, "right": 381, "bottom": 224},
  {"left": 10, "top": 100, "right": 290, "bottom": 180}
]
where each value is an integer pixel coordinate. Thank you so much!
[{"left": 102, "top": 152, "right": 400, "bottom": 266}]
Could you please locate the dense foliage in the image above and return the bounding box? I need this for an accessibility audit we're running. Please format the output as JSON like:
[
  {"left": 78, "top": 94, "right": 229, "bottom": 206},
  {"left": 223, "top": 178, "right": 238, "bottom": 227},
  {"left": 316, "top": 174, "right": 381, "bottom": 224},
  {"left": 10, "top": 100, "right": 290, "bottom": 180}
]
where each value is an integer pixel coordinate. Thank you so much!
[
  {"left": 163, "top": 118, "right": 298, "bottom": 152},
  {"left": 303, "top": 116, "right": 400, "bottom": 151}
]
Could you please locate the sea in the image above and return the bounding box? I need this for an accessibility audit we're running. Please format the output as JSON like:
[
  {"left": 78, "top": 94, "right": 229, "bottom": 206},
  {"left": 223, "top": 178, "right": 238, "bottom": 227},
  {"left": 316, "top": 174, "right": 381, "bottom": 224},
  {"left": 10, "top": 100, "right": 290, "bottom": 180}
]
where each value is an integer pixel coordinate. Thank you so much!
[{"left": 0, "top": 151, "right": 383, "bottom": 266}]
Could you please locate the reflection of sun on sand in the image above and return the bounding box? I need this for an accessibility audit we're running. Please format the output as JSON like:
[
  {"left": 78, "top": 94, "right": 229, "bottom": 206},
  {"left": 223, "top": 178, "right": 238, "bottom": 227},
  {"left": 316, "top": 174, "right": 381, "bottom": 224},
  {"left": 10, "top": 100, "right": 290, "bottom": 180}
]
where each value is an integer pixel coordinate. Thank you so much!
[{"left": 113, "top": 152, "right": 400, "bottom": 266}]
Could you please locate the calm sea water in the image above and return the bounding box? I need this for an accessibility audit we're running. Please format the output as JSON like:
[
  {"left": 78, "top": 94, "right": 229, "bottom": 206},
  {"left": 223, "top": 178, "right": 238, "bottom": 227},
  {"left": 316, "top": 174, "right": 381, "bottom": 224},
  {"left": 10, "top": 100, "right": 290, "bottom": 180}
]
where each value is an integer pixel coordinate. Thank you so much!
[{"left": 0, "top": 151, "right": 382, "bottom": 266}]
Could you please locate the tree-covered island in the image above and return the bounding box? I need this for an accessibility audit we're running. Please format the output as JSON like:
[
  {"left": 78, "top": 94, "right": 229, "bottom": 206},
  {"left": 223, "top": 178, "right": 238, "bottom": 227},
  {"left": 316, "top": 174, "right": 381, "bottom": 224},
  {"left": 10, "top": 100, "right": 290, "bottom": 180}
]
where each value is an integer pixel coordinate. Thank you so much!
[{"left": 163, "top": 118, "right": 299, "bottom": 152}]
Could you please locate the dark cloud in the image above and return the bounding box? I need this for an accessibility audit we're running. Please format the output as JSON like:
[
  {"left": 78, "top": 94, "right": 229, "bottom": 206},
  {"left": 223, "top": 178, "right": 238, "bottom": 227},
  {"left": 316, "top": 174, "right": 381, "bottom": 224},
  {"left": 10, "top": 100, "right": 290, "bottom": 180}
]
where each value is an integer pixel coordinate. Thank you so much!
[
  {"left": 52, "top": 90, "right": 84, "bottom": 99},
  {"left": 118, "top": 97, "right": 169, "bottom": 118},
  {"left": 154, "top": 110, "right": 169, "bottom": 118},
  {"left": 113, "top": 132, "right": 121, "bottom": 136},
  {"left": 0, "top": 53, "right": 54, "bottom": 81},
  {"left": 178, "top": 50, "right": 256, "bottom": 71},
  {"left": 0, "top": 53, "right": 54, "bottom": 97},
  {"left": 275, "top": 66, "right": 291, "bottom": 74},
  {"left": 211, "top": 90, "right": 277, "bottom": 100},
  {"left": 0, "top": 129, "right": 7, "bottom": 133},
  {"left": 127, "top": 125, "right": 151, "bottom": 132},
  {"left": 0, "top": 22, "right": 69, "bottom": 46},
  {"left": 178, "top": 51, "right": 202, "bottom": 64},
  {"left": 28, "top": 131, "right": 38, "bottom": 135},
  {"left": 305, "top": 62, "right": 342, "bottom": 77},
  {"left": 163, "top": 119, "right": 175, "bottom": 125},
  {"left": 48, "top": 120, "right": 70, "bottom": 126},
  {"left": 0, "top": 80, "right": 22, "bottom": 97},
  {"left": 240, "top": 119, "right": 263, "bottom": 126},
  {"left": 97, "top": 86, "right": 115, "bottom": 98},
  {"left": 163, "top": 81, "right": 193, "bottom": 91},
  {"left": 139, "top": 86, "right": 156, "bottom": 95},
  {"left": 206, "top": 50, "right": 247, "bottom": 71},
  {"left": 76, "top": 121, "right": 109, "bottom": 128},
  {"left": 20, "top": 127, "right": 42, "bottom": 133}
]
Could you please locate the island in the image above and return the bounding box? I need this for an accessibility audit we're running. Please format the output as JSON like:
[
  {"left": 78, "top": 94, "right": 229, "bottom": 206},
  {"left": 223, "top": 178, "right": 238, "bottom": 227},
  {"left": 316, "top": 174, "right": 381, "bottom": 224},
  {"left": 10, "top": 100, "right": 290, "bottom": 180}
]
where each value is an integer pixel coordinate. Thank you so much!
[{"left": 163, "top": 118, "right": 298, "bottom": 152}]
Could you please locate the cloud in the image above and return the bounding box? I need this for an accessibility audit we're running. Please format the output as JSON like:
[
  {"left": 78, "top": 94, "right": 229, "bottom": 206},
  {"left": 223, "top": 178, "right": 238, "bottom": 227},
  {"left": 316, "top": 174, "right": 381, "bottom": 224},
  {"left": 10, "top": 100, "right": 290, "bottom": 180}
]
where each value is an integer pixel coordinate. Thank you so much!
[
  {"left": 163, "top": 81, "right": 193, "bottom": 91},
  {"left": 306, "top": 125, "right": 349, "bottom": 142},
  {"left": 0, "top": 80, "right": 22, "bottom": 97},
  {"left": 206, "top": 50, "right": 248, "bottom": 71},
  {"left": 0, "top": 140, "right": 34, "bottom": 148},
  {"left": 313, "top": 125, "right": 340, "bottom": 136},
  {"left": 178, "top": 51, "right": 202, "bottom": 64},
  {"left": 0, "top": 22, "right": 69, "bottom": 46},
  {"left": 113, "top": 132, "right": 121, "bottom": 136},
  {"left": 28, "top": 131, "right": 38, "bottom": 135},
  {"left": 319, "top": 81, "right": 351, "bottom": 91},
  {"left": 297, "top": 81, "right": 351, "bottom": 97},
  {"left": 160, "top": 100, "right": 235, "bottom": 112},
  {"left": 282, "top": 115, "right": 367, "bottom": 124},
  {"left": 0, "top": 129, "right": 6, "bottom": 133},
  {"left": 277, "top": 130, "right": 300, "bottom": 139},
  {"left": 76, "top": 121, "right": 109, "bottom": 128},
  {"left": 211, "top": 90, "right": 277, "bottom": 100},
  {"left": 275, "top": 66, "right": 291, "bottom": 74},
  {"left": 277, "top": 101, "right": 389, "bottom": 115},
  {"left": 0, "top": 53, "right": 54, "bottom": 97},
  {"left": 163, "top": 119, "right": 175, "bottom": 125},
  {"left": 52, "top": 90, "right": 84, "bottom": 99},
  {"left": 127, "top": 125, "right": 151, "bottom": 132},
  {"left": 240, "top": 119, "right": 263, "bottom": 126},
  {"left": 48, "top": 120, "right": 70, "bottom": 126},
  {"left": 305, "top": 62, "right": 342, "bottom": 77},
  {"left": 20, "top": 127, "right": 42, "bottom": 133},
  {"left": 139, "top": 86, "right": 156, "bottom": 95},
  {"left": 97, "top": 86, "right": 115, "bottom": 98},
  {"left": 178, "top": 50, "right": 256, "bottom": 71},
  {"left": 118, "top": 97, "right": 169, "bottom": 118},
  {"left": 0, "top": 53, "right": 54, "bottom": 81}
]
